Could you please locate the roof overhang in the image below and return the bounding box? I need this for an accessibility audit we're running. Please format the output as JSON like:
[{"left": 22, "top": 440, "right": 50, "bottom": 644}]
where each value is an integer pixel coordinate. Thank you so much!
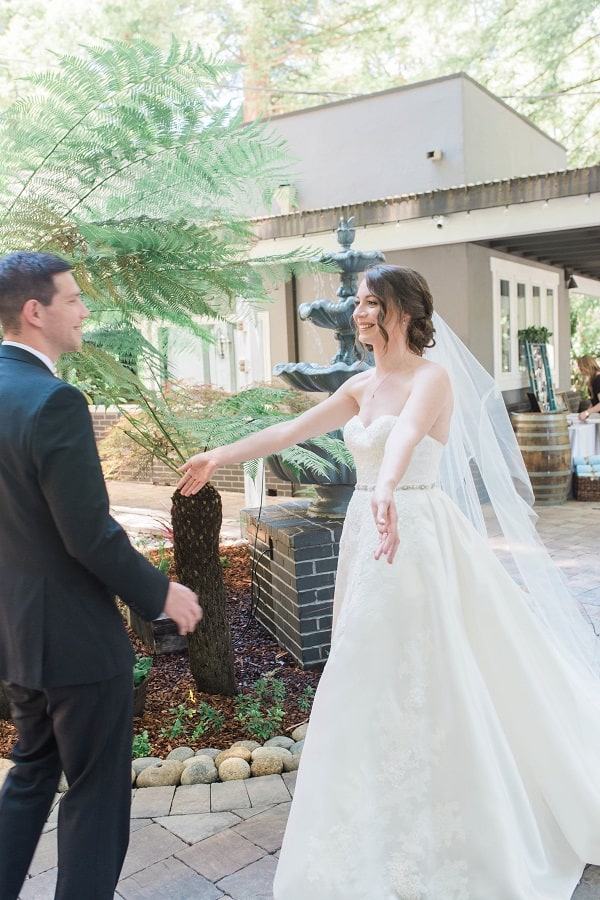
[{"left": 251, "top": 166, "right": 600, "bottom": 284}]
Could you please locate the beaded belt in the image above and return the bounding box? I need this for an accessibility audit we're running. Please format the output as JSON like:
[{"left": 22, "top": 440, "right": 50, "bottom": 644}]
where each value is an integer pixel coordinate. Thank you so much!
[{"left": 355, "top": 483, "right": 436, "bottom": 492}]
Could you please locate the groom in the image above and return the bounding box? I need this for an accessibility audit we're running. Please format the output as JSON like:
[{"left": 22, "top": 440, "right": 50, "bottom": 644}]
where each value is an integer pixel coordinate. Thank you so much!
[{"left": 0, "top": 251, "right": 202, "bottom": 899}]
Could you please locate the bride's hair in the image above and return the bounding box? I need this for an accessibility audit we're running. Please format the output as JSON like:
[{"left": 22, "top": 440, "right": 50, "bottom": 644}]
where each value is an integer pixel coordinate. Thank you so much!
[{"left": 361, "top": 264, "right": 436, "bottom": 356}]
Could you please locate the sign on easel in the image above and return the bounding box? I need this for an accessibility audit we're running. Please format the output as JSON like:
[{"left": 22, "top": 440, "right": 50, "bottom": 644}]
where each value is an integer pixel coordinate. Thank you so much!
[{"left": 525, "top": 342, "right": 556, "bottom": 412}]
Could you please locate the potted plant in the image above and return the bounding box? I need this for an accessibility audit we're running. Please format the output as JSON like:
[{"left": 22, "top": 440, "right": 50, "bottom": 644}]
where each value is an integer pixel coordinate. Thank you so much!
[
  {"left": 517, "top": 326, "right": 553, "bottom": 344},
  {"left": 133, "top": 655, "right": 153, "bottom": 718}
]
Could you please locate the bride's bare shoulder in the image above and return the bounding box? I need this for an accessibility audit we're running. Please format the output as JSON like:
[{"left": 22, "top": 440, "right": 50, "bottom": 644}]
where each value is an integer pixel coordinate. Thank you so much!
[
  {"left": 337, "top": 368, "right": 372, "bottom": 398},
  {"left": 416, "top": 357, "right": 450, "bottom": 385}
]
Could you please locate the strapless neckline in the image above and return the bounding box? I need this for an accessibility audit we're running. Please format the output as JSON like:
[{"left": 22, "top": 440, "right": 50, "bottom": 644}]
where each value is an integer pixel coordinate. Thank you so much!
[{"left": 349, "top": 414, "right": 447, "bottom": 448}]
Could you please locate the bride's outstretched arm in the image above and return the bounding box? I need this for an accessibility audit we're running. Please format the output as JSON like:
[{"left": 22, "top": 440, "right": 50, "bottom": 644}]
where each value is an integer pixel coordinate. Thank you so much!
[
  {"left": 177, "top": 381, "right": 361, "bottom": 496},
  {"left": 373, "top": 364, "right": 452, "bottom": 564}
]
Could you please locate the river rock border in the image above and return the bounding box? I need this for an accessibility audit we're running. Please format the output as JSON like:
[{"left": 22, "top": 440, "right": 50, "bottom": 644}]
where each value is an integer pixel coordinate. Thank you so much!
[{"left": 0, "top": 724, "right": 308, "bottom": 792}]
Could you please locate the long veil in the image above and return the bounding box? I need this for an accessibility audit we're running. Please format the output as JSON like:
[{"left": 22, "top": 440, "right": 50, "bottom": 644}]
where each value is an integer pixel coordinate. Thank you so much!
[{"left": 427, "top": 312, "right": 600, "bottom": 677}]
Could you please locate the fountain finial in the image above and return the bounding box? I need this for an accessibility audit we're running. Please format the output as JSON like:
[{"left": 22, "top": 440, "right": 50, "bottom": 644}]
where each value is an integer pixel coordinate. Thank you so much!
[{"left": 337, "top": 216, "right": 355, "bottom": 250}]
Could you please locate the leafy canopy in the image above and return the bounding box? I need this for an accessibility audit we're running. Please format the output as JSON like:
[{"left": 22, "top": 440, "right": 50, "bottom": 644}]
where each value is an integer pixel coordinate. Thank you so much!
[
  {"left": 0, "top": 0, "right": 598, "bottom": 164},
  {"left": 0, "top": 38, "right": 343, "bottom": 481},
  {"left": 0, "top": 38, "right": 312, "bottom": 329}
]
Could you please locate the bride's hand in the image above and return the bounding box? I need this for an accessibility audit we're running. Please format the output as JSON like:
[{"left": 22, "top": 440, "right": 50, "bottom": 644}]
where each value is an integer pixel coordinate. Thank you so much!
[
  {"left": 372, "top": 494, "right": 399, "bottom": 564},
  {"left": 177, "top": 452, "right": 219, "bottom": 496}
]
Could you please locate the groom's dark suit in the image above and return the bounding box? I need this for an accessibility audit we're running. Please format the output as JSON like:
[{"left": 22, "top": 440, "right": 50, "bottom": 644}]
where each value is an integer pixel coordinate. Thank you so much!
[{"left": 0, "top": 344, "right": 169, "bottom": 899}]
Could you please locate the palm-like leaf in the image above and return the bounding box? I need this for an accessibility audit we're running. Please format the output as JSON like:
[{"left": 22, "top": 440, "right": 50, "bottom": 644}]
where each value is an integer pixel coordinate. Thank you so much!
[
  {"left": 0, "top": 37, "right": 318, "bottom": 328},
  {"left": 0, "top": 37, "right": 342, "bottom": 484}
]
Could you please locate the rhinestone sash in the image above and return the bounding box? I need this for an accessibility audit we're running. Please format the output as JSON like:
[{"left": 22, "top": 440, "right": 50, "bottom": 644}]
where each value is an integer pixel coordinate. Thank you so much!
[{"left": 355, "top": 483, "right": 436, "bottom": 492}]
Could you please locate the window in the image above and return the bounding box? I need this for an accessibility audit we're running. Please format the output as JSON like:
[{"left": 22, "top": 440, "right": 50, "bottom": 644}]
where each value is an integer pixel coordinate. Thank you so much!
[{"left": 490, "top": 259, "right": 559, "bottom": 390}]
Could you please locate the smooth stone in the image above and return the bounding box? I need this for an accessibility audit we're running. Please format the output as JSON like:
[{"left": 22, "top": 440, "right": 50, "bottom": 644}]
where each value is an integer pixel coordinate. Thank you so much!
[
  {"left": 180, "top": 756, "right": 219, "bottom": 785},
  {"left": 196, "top": 747, "right": 221, "bottom": 758},
  {"left": 167, "top": 746, "right": 195, "bottom": 762},
  {"left": 218, "top": 757, "right": 251, "bottom": 781},
  {"left": 254, "top": 746, "right": 292, "bottom": 763},
  {"left": 231, "top": 739, "right": 261, "bottom": 752},
  {"left": 183, "top": 753, "right": 216, "bottom": 768},
  {"left": 290, "top": 740, "right": 304, "bottom": 755},
  {"left": 291, "top": 723, "right": 308, "bottom": 742},
  {"left": 132, "top": 756, "right": 162, "bottom": 775},
  {"left": 264, "top": 736, "right": 295, "bottom": 750},
  {"left": 215, "top": 747, "right": 252, "bottom": 767},
  {"left": 283, "top": 753, "right": 301, "bottom": 772},
  {"left": 250, "top": 748, "right": 284, "bottom": 776},
  {"left": 136, "top": 760, "right": 184, "bottom": 787}
]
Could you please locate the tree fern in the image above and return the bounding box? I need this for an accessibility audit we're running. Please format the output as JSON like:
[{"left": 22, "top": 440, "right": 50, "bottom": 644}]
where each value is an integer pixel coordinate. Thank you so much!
[{"left": 0, "top": 37, "right": 346, "bottom": 489}]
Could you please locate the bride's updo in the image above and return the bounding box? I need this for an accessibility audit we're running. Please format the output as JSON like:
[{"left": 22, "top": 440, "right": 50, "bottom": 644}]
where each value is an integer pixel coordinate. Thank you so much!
[{"left": 362, "top": 264, "right": 435, "bottom": 356}]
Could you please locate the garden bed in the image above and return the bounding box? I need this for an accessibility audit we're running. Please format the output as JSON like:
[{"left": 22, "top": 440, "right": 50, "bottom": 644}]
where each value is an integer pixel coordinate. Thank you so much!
[{"left": 0, "top": 545, "right": 321, "bottom": 760}]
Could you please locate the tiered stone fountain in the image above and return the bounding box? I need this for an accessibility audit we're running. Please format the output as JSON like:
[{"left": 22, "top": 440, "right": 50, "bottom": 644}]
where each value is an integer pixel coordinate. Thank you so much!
[{"left": 242, "top": 219, "right": 384, "bottom": 668}]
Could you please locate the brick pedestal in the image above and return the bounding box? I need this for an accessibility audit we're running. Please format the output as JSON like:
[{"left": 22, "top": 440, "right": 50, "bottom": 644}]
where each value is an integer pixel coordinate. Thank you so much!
[{"left": 242, "top": 502, "right": 344, "bottom": 669}]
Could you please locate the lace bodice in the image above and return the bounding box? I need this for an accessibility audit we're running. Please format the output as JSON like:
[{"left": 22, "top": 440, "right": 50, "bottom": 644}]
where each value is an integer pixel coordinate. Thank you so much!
[{"left": 344, "top": 415, "right": 445, "bottom": 486}]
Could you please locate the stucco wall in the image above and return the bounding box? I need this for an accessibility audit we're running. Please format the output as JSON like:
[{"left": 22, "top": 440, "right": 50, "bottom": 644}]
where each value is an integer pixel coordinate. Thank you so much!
[
  {"left": 266, "top": 74, "right": 565, "bottom": 213},
  {"left": 461, "top": 79, "right": 566, "bottom": 184}
]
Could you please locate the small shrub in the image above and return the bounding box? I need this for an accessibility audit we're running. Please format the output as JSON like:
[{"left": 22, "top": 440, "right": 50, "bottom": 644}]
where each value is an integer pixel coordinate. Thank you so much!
[
  {"left": 132, "top": 730, "right": 152, "bottom": 758},
  {"left": 234, "top": 674, "right": 286, "bottom": 741},
  {"left": 297, "top": 685, "right": 315, "bottom": 714},
  {"left": 160, "top": 701, "right": 196, "bottom": 740},
  {"left": 133, "top": 654, "right": 153, "bottom": 686},
  {"left": 159, "top": 693, "right": 226, "bottom": 742},
  {"left": 191, "top": 701, "right": 226, "bottom": 740}
]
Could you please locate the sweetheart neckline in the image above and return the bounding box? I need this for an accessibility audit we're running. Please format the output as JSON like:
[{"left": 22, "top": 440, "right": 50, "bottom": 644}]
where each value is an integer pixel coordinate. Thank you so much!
[{"left": 348, "top": 414, "right": 447, "bottom": 448}]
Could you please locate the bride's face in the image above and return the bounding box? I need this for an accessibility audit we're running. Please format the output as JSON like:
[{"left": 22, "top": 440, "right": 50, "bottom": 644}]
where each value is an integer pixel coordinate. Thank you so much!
[{"left": 353, "top": 279, "right": 405, "bottom": 347}]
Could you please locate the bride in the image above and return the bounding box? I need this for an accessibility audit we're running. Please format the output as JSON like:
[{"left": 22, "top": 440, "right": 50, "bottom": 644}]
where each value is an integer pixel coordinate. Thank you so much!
[{"left": 177, "top": 265, "right": 600, "bottom": 899}]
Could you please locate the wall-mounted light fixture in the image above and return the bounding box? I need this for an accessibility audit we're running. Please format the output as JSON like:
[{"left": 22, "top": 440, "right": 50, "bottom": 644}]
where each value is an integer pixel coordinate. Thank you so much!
[
  {"left": 217, "top": 329, "right": 231, "bottom": 360},
  {"left": 564, "top": 268, "right": 578, "bottom": 289}
]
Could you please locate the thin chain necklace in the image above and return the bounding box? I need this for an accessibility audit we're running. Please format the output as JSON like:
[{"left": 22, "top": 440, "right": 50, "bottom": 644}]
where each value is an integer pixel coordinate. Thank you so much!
[{"left": 371, "top": 370, "right": 393, "bottom": 398}]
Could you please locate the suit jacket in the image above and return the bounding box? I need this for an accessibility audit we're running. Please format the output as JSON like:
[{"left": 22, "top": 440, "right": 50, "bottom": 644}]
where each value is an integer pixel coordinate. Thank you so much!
[{"left": 0, "top": 344, "right": 169, "bottom": 689}]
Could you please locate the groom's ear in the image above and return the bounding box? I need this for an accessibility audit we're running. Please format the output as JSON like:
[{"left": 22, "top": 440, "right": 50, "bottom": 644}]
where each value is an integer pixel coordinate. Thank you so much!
[{"left": 20, "top": 298, "right": 43, "bottom": 329}]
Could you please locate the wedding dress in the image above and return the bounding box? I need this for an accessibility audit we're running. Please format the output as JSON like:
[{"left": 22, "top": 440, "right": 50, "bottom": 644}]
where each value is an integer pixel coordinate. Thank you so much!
[{"left": 273, "top": 415, "right": 600, "bottom": 900}]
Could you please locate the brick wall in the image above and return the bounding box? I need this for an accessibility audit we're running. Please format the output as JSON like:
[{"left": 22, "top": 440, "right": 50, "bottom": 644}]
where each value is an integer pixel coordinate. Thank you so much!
[{"left": 242, "top": 502, "right": 342, "bottom": 669}]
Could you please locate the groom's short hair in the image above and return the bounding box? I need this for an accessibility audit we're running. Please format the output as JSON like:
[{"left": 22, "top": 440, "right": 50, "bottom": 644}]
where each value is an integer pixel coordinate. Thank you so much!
[{"left": 0, "top": 251, "right": 73, "bottom": 331}]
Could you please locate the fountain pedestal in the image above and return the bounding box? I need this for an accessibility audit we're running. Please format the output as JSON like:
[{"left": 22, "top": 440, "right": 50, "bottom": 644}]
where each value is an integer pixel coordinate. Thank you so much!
[
  {"left": 244, "top": 218, "right": 384, "bottom": 664},
  {"left": 242, "top": 502, "right": 342, "bottom": 669}
]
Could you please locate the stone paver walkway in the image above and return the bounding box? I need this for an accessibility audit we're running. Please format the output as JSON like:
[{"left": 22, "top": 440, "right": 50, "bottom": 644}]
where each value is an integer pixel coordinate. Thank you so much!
[{"left": 14, "top": 487, "right": 600, "bottom": 898}]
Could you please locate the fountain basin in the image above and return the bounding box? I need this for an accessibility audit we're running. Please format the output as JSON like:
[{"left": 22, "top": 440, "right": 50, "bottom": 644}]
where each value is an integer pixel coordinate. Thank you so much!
[{"left": 273, "top": 360, "right": 370, "bottom": 393}]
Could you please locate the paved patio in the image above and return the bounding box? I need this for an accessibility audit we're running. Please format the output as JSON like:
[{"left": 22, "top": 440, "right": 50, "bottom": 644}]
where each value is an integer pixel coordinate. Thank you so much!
[{"left": 15, "top": 486, "right": 600, "bottom": 899}]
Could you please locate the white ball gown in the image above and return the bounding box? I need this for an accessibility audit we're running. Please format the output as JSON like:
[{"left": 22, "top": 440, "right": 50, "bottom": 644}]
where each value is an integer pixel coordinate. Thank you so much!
[{"left": 273, "top": 414, "right": 600, "bottom": 900}]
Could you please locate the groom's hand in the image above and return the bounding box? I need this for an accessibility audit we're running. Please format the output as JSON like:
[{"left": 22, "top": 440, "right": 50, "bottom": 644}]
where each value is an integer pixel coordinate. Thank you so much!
[{"left": 163, "top": 582, "right": 202, "bottom": 635}]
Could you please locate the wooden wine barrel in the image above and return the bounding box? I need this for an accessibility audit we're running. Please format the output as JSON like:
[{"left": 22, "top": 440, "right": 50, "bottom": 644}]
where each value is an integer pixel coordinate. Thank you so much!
[{"left": 510, "top": 412, "right": 571, "bottom": 505}]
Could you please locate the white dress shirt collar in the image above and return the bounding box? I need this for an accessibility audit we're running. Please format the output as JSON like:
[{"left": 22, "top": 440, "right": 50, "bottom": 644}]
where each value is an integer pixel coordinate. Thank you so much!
[{"left": 2, "top": 341, "right": 55, "bottom": 374}]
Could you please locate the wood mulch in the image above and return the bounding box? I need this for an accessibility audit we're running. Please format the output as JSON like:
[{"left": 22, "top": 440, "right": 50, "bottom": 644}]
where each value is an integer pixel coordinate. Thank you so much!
[{"left": 0, "top": 545, "right": 322, "bottom": 760}]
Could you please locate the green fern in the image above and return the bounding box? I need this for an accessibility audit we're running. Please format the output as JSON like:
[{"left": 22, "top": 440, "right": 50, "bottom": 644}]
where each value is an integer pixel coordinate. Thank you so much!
[
  {"left": 0, "top": 37, "right": 317, "bottom": 332},
  {"left": 99, "top": 379, "right": 354, "bottom": 482},
  {"left": 0, "top": 38, "right": 344, "bottom": 484}
]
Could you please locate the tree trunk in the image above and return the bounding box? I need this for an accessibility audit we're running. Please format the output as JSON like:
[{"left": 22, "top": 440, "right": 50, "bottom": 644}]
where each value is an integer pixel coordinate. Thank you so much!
[{"left": 171, "top": 484, "right": 237, "bottom": 696}]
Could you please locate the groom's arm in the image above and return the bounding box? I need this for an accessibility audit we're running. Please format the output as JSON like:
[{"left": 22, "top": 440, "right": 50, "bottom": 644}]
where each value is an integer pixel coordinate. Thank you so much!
[{"left": 34, "top": 381, "right": 169, "bottom": 620}]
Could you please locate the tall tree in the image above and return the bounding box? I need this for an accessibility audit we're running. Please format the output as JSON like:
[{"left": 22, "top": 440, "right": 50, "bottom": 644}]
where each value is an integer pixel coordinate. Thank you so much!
[
  {"left": 0, "top": 0, "right": 598, "bottom": 163},
  {"left": 0, "top": 38, "right": 315, "bottom": 696}
]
